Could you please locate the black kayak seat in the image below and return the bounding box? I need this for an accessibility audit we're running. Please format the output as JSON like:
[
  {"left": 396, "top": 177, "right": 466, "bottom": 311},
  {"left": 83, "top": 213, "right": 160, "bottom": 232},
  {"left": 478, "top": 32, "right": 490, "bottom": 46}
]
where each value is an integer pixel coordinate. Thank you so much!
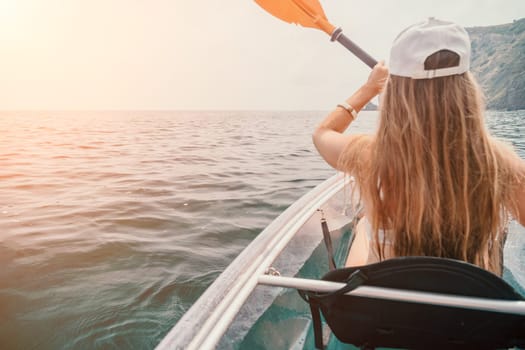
[{"left": 301, "top": 256, "right": 525, "bottom": 350}]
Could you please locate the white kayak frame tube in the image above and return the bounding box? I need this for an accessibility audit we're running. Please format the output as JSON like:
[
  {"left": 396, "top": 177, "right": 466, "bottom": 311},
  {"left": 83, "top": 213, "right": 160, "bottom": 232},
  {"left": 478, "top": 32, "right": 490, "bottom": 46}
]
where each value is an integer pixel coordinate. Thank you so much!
[
  {"left": 259, "top": 275, "right": 525, "bottom": 316},
  {"left": 156, "top": 173, "right": 350, "bottom": 350}
]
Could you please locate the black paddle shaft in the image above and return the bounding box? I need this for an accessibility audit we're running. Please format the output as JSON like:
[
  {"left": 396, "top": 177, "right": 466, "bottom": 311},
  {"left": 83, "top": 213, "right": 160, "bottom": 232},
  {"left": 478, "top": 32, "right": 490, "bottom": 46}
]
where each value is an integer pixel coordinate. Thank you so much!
[{"left": 330, "top": 28, "right": 377, "bottom": 69}]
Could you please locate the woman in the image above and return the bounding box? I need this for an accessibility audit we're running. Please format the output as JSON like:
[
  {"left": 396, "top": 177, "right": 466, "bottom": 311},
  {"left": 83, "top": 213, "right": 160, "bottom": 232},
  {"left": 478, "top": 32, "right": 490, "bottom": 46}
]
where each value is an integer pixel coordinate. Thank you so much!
[{"left": 313, "top": 18, "right": 525, "bottom": 275}]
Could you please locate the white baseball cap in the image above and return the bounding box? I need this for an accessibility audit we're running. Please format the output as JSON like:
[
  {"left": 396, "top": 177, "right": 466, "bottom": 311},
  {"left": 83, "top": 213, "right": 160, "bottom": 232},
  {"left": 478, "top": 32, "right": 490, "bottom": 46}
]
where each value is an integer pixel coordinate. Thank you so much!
[{"left": 389, "top": 17, "right": 471, "bottom": 79}]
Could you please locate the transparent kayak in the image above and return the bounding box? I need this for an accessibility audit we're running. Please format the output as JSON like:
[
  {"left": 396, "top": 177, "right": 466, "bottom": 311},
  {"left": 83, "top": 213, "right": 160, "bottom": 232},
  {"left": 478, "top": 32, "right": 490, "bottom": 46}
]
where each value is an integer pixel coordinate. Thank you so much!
[{"left": 156, "top": 173, "right": 525, "bottom": 350}]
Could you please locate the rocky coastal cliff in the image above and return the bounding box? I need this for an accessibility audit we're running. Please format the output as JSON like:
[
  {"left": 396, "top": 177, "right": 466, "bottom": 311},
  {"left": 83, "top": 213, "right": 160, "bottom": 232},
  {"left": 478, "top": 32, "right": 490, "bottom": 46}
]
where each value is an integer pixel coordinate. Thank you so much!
[{"left": 468, "top": 18, "right": 525, "bottom": 111}]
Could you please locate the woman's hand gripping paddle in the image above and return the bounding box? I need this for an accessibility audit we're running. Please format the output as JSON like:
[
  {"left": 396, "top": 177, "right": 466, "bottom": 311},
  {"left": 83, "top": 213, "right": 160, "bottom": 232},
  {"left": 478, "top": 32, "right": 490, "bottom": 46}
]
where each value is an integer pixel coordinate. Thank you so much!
[{"left": 254, "top": 0, "right": 377, "bottom": 68}]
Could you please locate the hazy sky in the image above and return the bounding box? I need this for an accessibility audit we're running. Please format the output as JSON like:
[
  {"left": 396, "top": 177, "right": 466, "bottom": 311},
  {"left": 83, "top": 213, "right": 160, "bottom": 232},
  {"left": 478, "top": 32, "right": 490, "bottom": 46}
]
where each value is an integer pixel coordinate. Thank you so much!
[{"left": 1, "top": 0, "right": 524, "bottom": 110}]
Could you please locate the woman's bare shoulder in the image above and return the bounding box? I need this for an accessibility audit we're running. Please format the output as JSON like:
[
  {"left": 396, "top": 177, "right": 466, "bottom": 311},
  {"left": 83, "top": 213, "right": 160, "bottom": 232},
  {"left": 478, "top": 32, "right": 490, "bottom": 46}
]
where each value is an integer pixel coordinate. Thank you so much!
[{"left": 336, "top": 134, "right": 375, "bottom": 174}]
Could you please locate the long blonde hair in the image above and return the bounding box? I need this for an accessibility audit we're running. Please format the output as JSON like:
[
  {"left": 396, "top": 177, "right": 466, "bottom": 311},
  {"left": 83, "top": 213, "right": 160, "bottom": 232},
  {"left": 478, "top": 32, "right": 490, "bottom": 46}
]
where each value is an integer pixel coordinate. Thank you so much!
[{"left": 339, "top": 71, "right": 523, "bottom": 275}]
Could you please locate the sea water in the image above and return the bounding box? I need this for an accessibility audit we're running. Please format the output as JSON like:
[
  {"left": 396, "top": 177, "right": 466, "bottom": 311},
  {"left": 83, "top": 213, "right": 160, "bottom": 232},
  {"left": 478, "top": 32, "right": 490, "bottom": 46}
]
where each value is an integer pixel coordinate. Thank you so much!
[{"left": 1, "top": 110, "right": 524, "bottom": 349}]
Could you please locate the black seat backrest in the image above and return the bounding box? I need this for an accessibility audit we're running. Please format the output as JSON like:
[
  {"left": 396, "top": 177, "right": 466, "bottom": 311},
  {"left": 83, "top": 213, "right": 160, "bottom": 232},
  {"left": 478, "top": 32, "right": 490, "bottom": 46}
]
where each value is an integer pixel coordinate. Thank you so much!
[{"left": 306, "top": 256, "right": 525, "bottom": 350}]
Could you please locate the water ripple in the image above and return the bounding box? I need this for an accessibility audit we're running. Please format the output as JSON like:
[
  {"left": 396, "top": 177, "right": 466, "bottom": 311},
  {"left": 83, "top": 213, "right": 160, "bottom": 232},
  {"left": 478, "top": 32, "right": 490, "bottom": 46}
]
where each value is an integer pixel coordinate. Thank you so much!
[{"left": 0, "top": 110, "right": 523, "bottom": 349}]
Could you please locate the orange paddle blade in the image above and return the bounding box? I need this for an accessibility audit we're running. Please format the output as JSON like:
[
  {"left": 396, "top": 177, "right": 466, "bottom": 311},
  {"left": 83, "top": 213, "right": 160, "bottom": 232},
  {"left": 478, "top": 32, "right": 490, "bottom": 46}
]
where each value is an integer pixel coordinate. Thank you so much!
[{"left": 254, "top": 0, "right": 336, "bottom": 35}]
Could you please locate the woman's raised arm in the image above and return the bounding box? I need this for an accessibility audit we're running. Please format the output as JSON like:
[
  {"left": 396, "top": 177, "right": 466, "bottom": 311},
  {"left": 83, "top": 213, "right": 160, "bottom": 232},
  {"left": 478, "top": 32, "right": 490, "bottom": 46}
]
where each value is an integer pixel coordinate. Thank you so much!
[{"left": 312, "top": 62, "right": 388, "bottom": 170}]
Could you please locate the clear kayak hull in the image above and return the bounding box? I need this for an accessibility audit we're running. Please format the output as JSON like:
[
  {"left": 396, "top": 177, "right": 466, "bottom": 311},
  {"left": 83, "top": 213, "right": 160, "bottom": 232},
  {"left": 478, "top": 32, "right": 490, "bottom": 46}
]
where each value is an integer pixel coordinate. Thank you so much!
[
  {"left": 156, "top": 172, "right": 525, "bottom": 349},
  {"left": 156, "top": 173, "right": 356, "bottom": 350}
]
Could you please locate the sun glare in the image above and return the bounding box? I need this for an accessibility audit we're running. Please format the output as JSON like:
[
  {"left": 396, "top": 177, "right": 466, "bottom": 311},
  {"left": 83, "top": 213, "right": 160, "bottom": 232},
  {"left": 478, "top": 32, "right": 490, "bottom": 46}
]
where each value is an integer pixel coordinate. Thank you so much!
[
  {"left": 0, "top": 1, "right": 28, "bottom": 39},
  {"left": 0, "top": 1, "right": 18, "bottom": 21}
]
